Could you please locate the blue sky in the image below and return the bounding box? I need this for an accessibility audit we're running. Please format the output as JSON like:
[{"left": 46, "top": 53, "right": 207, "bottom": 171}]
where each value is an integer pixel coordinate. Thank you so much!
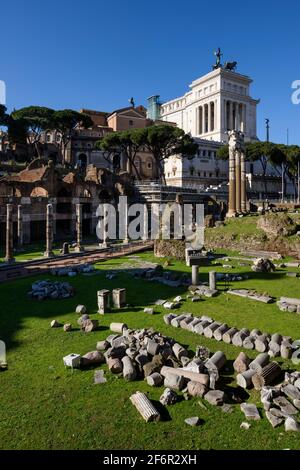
[{"left": 1, "top": 0, "right": 300, "bottom": 144}]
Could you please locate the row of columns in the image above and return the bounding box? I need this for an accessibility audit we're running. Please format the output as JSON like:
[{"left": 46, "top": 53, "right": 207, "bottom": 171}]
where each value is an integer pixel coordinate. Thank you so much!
[
  {"left": 227, "top": 130, "right": 247, "bottom": 217},
  {"left": 224, "top": 100, "right": 246, "bottom": 133},
  {"left": 196, "top": 101, "right": 216, "bottom": 135},
  {"left": 3, "top": 203, "right": 85, "bottom": 263}
]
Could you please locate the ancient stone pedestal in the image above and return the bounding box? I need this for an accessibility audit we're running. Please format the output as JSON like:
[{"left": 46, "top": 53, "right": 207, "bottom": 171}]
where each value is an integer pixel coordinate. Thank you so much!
[
  {"left": 5, "top": 204, "right": 15, "bottom": 264},
  {"left": 112, "top": 288, "right": 126, "bottom": 309},
  {"left": 209, "top": 271, "right": 216, "bottom": 290},
  {"left": 97, "top": 289, "right": 110, "bottom": 314},
  {"left": 75, "top": 204, "right": 84, "bottom": 253},
  {"left": 44, "top": 204, "right": 54, "bottom": 258},
  {"left": 62, "top": 242, "right": 69, "bottom": 255},
  {"left": 17, "top": 205, "right": 23, "bottom": 247}
]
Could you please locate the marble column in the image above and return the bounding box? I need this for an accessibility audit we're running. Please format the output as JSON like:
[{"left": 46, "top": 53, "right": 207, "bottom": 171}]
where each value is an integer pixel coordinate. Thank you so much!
[
  {"left": 192, "top": 265, "right": 199, "bottom": 286},
  {"left": 142, "top": 205, "right": 148, "bottom": 241},
  {"left": 241, "top": 151, "right": 247, "bottom": 213},
  {"left": 208, "top": 102, "right": 211, "bottom": 133},
  {"left": 102, "top": 205, "right": 109, "bottom": 247},
  {"left": 123, "top": 201, "right": 129, "bottom": 244},
  {"left": 199, "top": 107, "right": 203, "bottom": 135},
  {"left": 44, "top": 204, "right": 54, "bottom": 258},
  {"left": 242, "top": 104, "right": 246, "bottom": 132},
  {"left": 235, "top": 150, "right": 241, "bottom": 213},
  {"left": 229, "top": 101, "right": 233, "bottom": 130},
  {"left": 5, "top": 204, "right": 15, "bottom": 263},
  {"left": 75, "top": 203, "right": 84, "bottom": 252},
  {"left": 209, "top": 271, "right": 216, "bottom": 291},
  {"left": 227, "top": 146, "right": 236, "bottom": 217},
  {"left": 17, "top": 204, "right": 23, "bottom": 247}
]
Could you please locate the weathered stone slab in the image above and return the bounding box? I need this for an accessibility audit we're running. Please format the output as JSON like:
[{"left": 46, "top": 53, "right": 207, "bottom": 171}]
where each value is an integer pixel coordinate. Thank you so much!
[
  {"left": 94, "top": 370, "right": 107, "bottom": 384},
  {"left": 228, "top": 289, "right": 273, "bottom": 303},
  {"left": 282, "top": 384, "right": 300, "bottom": 401},
  {"left": 185, "top": 417, "right": 201, "bottom": 427},
  {"left": 240, "top": 403, "right": 260, "bottom": 420},
  {"left": 187, "top": 381, "right": 207, "bottom": 397},
  {"left": 285, "top": 417, "right": 300, "bottom": 432},
  {"left": 273, "top": 396, "right": 299, "bottom": 415},
  {"left": 265, "top": 411, "right": 283, "bottom": 428},
  {"left": 204, "top": 390, "right": 224, "bottom": 406},
  {"left": 159, "top": 388, "right": 178, "bottom": 406}
]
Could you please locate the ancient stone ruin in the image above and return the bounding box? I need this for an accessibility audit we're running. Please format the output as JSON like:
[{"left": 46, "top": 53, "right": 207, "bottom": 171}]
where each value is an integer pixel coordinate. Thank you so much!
[{"left": 28, "top": 280, "right": 75, "bottom": 300}]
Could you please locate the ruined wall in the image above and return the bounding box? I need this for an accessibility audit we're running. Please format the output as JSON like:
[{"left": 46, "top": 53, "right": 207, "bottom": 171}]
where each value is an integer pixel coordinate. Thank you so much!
[{"left": 154, "top": 240, "right": 186, "bottom": 260}]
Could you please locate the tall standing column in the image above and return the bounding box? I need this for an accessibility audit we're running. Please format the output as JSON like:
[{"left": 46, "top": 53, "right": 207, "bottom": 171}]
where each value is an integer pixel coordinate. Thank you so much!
[
  {"left": 17, "top": 204, "right": 23, "bottom": 247},
  {"left": 123, "top": 201, "right": 129, "bottom": 244},
  {"left": 142, "top": 205, "right": 148, "bottom": 241},
  {"left": 44, "top": 204, "right": 54, "bottom": 258},
  {"left": 101, "top": 205, "right": 108, "bottom": 248},
  {"left": 227, "top": 145, "right": 236, "bottom": 217},
  {"left": 235, "top": 150, "right": 241, "bottom": 213},
  {"left": 241, "top": 151, "right": 247, "bottom": 213},
  {"left": 75, "top": 203, "right": 84, "bottom": 252},
  {"left": 208, "top": 102, "right": 211, "bottom": 133},
  {"left": 229, "top": 101, "right": 233, "bottom": 130},
  {"left": 5, "top": 204, "right": 15, "bottom": 264}
]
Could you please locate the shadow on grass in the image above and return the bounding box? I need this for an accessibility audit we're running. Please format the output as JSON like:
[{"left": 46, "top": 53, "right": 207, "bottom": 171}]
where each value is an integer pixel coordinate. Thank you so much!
[{"left": 151, "top": 400, "right": 172, "bottom": 422}]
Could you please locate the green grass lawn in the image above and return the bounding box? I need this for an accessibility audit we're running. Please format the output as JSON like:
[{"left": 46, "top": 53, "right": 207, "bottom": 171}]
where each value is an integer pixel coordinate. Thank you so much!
[{"left": 0, "top": 250, "right": 300, "bottom": 450}]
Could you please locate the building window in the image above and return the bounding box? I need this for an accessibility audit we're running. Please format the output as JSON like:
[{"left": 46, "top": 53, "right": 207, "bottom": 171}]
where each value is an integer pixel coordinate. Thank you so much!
[
  {"left": 129, "top": 120, "right": 134, "bottom": 126},
  {"left": 203, "top": 171, "right": 206, "bottom": 177},
  {"left": 209, "top": 173, "right": 212, "bottom": 177}
]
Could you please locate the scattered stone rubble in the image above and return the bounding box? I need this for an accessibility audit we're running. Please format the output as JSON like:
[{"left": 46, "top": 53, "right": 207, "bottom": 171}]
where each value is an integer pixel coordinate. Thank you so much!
[
  {"left": 51, "top": 263, "right": 95, "bottom": 277},
  {"left": 166, "top": 313, "right": 296, "bottom": 359},
  {"left": 132, "top": 263, "right": 190, "bottom": 288},
  {"left": 227, "top": 289, "right": 273, "bottom": 303},
  {"left": 28, "top": 280, "right": 75, "bottom": 300},
  {"left": 251, "top": 258, "right": 276, "bottom": 273},
  {"left": 60, "top": 320, "right": 300, "bottom": 430},
  {"left": 277, "top": 296, "right": 300, "bottom": 314},
  {"left": 216, "top": 272, "right": 247, "bottom": 282}
]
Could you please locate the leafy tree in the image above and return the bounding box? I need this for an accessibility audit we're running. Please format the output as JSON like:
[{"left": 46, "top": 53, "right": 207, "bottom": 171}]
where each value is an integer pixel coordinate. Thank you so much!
[
  {"left": 136, "top": 125, "right": 198, "bottom": 183},
  {"left": 96, "top": 129, "right": 143, "bottom": 178},
  {"left": 52, "top": 109, "right": 93, "bottom": 165},
  {"left": 0, "top": 104, "right": 8, "bottom": 125},
  {"left": 11, "top": 106, "right": 54, "bottom": 158},
  {"left": 287, "top": 145, "right": 300, "bottom": 200},
  {"left": 96, "top": 125, "right": 198, "bottom": 183},
  {"left": 216, "top": 144, "right": 229, "bottom": 160}
]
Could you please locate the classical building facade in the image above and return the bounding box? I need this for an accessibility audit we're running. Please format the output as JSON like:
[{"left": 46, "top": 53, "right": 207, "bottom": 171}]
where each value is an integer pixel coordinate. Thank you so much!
[
  {"left": 153, "top": 56, "right": 264, "bottom": 191},
  {"left": 160, "top": 67, "right": 259, "bottom": 143}
]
